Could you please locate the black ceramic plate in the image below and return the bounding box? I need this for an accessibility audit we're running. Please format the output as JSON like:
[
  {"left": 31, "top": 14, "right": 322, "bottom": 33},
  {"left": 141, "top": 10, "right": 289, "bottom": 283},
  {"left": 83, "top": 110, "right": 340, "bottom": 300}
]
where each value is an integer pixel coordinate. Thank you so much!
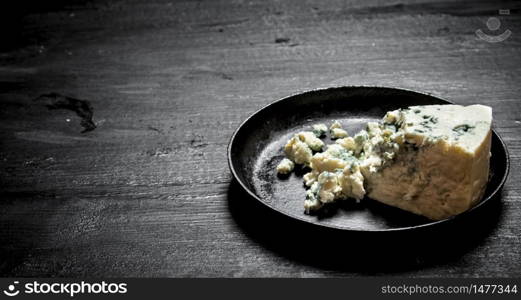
[{"left": 228, "top": 87, "right": 510, "bottom": 232}]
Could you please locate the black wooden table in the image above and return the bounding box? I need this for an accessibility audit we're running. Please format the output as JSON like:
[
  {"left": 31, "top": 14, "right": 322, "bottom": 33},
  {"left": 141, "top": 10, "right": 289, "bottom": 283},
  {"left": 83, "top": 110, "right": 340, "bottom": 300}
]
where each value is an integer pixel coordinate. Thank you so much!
[{"left": 1, "top": 0, "right": 520, "bottom": 277}]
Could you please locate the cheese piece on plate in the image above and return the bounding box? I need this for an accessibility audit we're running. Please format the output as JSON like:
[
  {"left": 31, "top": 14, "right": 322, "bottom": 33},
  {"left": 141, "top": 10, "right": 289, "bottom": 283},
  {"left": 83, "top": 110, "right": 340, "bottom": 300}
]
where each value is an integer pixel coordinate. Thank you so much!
[
  {"left": 329, "top": 121, "right": 349, "bottom": 139},
  {"left": 296, "top": 131, "right": 324, "bottom": 151},
  {"left": 277, "top": 105, "right": 492, "bottom": 220},
  {"left": 365, "top": 104, "right": 492, "bottom": 220},
  {"left": 284, "top": 135, "right": 313, "bottom": 166},
  {"left": 312, "top": 123, "right": 328, "bottom": 137},
  {"left": 276, "top": 158, "right": 295, "bottom": 175}
]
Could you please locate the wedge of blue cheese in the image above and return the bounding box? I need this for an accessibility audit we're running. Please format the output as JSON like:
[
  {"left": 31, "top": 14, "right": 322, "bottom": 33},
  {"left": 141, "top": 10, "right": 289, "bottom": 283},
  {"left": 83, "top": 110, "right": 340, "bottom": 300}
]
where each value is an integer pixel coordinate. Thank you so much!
[
  {"left": 365, "top": 104, "right": 492, "bottom": 220},
  {"left": 278, "top": 104, "right": 493, "bottom": 220}
]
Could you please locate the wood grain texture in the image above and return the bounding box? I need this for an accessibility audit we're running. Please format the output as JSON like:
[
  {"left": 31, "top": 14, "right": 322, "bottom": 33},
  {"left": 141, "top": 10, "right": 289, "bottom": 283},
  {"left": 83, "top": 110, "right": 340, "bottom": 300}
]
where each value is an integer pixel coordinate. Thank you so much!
[{"left": 0, "top": 0, "right": 520, "bottom": 277}]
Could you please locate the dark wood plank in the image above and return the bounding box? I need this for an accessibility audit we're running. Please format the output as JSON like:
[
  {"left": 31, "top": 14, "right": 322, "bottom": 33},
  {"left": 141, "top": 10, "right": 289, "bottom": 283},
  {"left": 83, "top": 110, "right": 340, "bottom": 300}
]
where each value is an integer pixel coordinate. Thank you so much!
[{"left": 1, "top": 0, "right": 520, "bottom": 277}]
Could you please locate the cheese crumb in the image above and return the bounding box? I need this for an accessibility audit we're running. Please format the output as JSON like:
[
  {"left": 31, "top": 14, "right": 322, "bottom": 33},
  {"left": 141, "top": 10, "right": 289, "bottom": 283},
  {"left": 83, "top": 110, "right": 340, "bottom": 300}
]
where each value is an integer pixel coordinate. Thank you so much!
[
  {"left": 330, "top": 120, "right": 342, "bottom": 129},
  {"left": 329, "top": 121, "right": 348, "bottom": 139},
  {"left": 276, "top": 158, "right": 295, "bottom": 174},
  {"left": 335, "top": 137, "right": 356, "bottom": 151},
  {"left": 330, "top": 128, "right": 349, "bottom": 139},
  {"left": 312, "top": 123, "right": 328, "bottom": 137},
  {"left": 284, "top": 135, "right": 313, "bottom": 166},
  {"left": 296, "top": 131, "right": 324, "bottom": 151}
]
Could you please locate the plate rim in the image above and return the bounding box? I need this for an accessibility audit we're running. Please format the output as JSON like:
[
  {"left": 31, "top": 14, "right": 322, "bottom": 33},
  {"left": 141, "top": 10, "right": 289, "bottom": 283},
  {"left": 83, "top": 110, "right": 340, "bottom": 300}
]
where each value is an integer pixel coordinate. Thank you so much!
[{"left": 227, "top": 86, "right": 511, "bottom": 232}]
